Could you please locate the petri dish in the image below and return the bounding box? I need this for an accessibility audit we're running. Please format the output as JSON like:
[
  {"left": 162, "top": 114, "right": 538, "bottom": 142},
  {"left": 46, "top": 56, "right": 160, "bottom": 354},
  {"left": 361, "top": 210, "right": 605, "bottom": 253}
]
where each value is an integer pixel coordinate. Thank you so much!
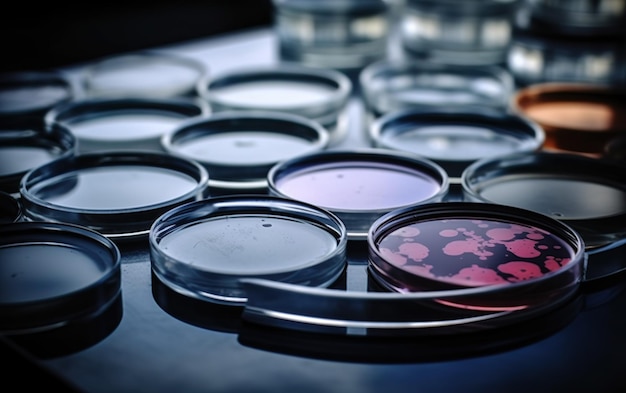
[
  {"left": 462, "top": 151, "right": 626, "bottom": 250},
  {"left": 512, "top": 83, "right": 626, "bottom": 157},
  {"left": 19, "top": 151, "right": 210, "bottom": 242},
  {"left": 272, "top": 0, "right": 390, "bottom": 71},
  {"left": 527, "top": 0, "right": 626, "bottom": 35},
  {"left": 359, "top": 60, "right": 515, "bottom": 120},
  {"left": 0, "top": 123, "right": 76, "bottom": 196},
  {"left": 45, "top": 97, "right": 209, "bottom": 153},
  {"left": 0, "top": 191, "right": 22, "bottom": 223},
  {"left": 0, "top": 70, "right": 75, "bottom": 128},
  {"left": 81, "top": 52, "right": 208, "bottom": 99},
  {"left": 0, "top": 221, "right": 121, "bottom": 334},
  {"left": 400, "top": 0, "right": 520, "bottom": 65},
  {"left": 162, "top": 111, "right": 329, "bottom": 195},
  {"left": 267, "top": 148, "right": 449, "bottom": 240},
  {"left": 370, "top": 107, "right": 545, "bottom": 179},
  {"left": 368, "top": 201, "right": 585, "bottom": 310},
  {"left": 150, "top": 195, "right": 348, "bottom": 306},
  {"left": 199, "top": 65, "right": 352, "bottom": 145}
]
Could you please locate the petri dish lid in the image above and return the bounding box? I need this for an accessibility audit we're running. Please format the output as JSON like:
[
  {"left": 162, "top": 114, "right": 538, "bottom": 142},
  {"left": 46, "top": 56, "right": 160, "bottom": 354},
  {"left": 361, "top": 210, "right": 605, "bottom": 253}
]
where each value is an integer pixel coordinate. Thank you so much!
[
  {"left": 44, "top": 97, "right": 209, "bottom": 153},
  {"left": 461, "top": 151, "right": 626, "bottom": 251},
  {"left": 0, "top": 123, "right": 76, "bottom": 196},
  {"left": 81, "top": 51, "right": 208, "bottom": 99},
  {"left": 267, "top": 148, "right": 450, "bottom": 240},
  {"left": 162, "top": 110, "right": 330, "bottom": 193},
  {"left": 359, "top": 60, "right": 515, "bottom": 117},
  {"left": 0, "top": 71, "right": 75, "bottom": 128},
  {"left": 370, "top": 107, "right": 545, "bottom": 178},
  {"left": 19, "top": 151, "right": 209, "bottom": 242},
  {"left": 150, "top": 195, "right": 348, "bottom": 305},
  {"left": 199, "top": 65, "right": 351, "bottom": 138},
  {"left": 0, "top": 221, "right": 121, "bottom": 333},
  {"left": 511, "top": 83, "right": 626, "bottom": 156},
  {"left": 239, "top": 201, "right": 586, "bottom": 337},
  {"left": 0, "top": 191, "right": 22, "bottom": 223}
]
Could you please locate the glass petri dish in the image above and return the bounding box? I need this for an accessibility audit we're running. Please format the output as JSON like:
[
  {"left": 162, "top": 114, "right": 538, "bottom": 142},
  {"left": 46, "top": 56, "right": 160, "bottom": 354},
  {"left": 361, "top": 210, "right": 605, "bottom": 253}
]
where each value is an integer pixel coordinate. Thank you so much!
[
  {"left": 0, "top": 123, "right": 76, "bottom": 196},
  {"left": 45, "top": 97, "right": 209, "bottom": 153},
  {"left": 370, "top": 107, "right": 545, "bottom": 179},
  {"left": 150, "top": 195, "right": 348, "bottom": 306},
  {"left": 199, "top": 65, "right": 351, "bottom": 145},
  {"left": 162, "top": 111, "right": 330, "bottom": 195},
  {"left": 400, "top": 0, "right": 520, "bottom": 65},
  {"left": 511, "top": 83, "right": 626, "bottom": 157},
  {"left": 81, "top": 51, "right": 208, "bottom": 99},
  {"left": 272, "top": 0, "right": 390, "bottom": 71},
  {"left": 368, "top": 201, "right": 585, "bottom": 311},
  {"left": 462, "top": 151, "right": 626, "bottom": 250},
  {"left": 0, "top": 70, "right": 75, "bottom": 128},
  {"left": 0, "top": 191, "right": 22, "bottom": 223},
  {"left": 0, "top": 221, "right": 121, "bottom": 334},
  {"left": 267, "top": 148, "right": 449, "bottom": 240},
  {"left": 20, "top": 151, "right": 210, "bottom": 242},
  {"left": 359, "top": 60, "right": 515, "bottom": 120}
]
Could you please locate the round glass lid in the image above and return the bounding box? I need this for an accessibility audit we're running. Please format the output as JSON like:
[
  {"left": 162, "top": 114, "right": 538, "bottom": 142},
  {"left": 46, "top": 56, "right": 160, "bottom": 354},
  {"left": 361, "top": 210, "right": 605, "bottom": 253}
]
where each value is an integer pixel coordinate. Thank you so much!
[
  {"left": 462, "top": 151, "right": 626, "bottom": 250},
  {"left": 0, "top": 222, "right": 121, "bottom": 334},
  {"left": 20, "top": 152, "right": 209, "bottom": 241},
  {"left": 267, "top": 149, "right": 449, "bottom": 240},
  {"left": 370, "top": 107, "right": 545, "bottom": 178},
  {"left": 81, "top": 51, "right": 208, "bottom": 99},
  {"left": 150, "top": 195, "right": 348, "bottom": 305},
  {"left": 162, "top": 111, "right": 329, "bottom": 192}
]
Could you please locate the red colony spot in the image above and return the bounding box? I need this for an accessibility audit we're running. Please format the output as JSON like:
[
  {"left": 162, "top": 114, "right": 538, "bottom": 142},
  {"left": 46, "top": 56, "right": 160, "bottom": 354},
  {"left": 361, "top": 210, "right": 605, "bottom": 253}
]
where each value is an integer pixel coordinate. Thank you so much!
[
  {"left": 447, "top": 264, "right": 508, "bottom": 286},
  {"left": 379, "top": 247, "right": 407, "bottom": 266},
  {"left": 498, "top": 261, "right": 542, "bottom": 281},
  {"left": 527, "top": 232, "right": 545, "bottom": 240},
  {"left": 537, "top": 244, "right": 548, "bottom": 250},
  {"left": 442, "top": 239, "right": 494, "bottom": 260},
  {"left": 398, "top": 242, "right": 429, "bottom": 261},
  {"left": 504, "top": 239, "right": 541, "bottom": 258},
  {"left": 403, "top": 263, "right": 435, "bottom": 279},
  {"left": 486, "top": 227, "right": 517, "bottom": 241},
  {"left": 439, "top": 229, "right": 458, "bottom": 237}
]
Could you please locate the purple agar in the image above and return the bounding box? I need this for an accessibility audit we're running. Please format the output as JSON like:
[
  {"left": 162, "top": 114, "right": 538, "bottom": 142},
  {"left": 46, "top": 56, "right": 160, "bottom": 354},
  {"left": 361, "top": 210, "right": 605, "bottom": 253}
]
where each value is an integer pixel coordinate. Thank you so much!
[{"left": 268, "top": 149, "right": 449, "bottom": 239}]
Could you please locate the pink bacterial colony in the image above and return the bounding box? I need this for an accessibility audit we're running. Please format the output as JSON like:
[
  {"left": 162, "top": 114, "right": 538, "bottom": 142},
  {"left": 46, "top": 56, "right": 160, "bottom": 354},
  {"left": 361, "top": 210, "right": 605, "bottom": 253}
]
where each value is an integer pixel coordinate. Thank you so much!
[{"left": 379, "top": 219, "right": 571, "bottom": 287}]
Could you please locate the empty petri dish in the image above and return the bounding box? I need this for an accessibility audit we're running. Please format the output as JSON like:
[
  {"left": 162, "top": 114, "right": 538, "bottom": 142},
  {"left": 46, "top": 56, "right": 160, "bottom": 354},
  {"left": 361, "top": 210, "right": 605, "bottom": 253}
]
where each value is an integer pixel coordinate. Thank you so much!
[
  {"left": 81, "top": 52, "right": 208, "bottom": 99},
  {"left": 0, "top": 70, "right": 75, "bottom": 128},
  {"left": 370, "top": 107, "right": 545, "bottom": 179},
  {"left": 360, "top": 60, "right": 515, "bottom": 120},
  {"left": 511, "top": 83, "right": 626, "bottom": 157},
  {"left": 0, "top": 191, "right": 21, "bottom": 223},
  {"left": 45, "top": 97, "right": 209, "bottom": 153},
  {"left": 400, "top": 0, "right": 520, "bottom": 65},
  {"left": 150, "top": 195, "right": 348, "bottom": 305},
  {"left": 0, "top": 221, "right": 121, "bottom": 334},
  {"left": 368, "top": 201, "right": 585, "bottom": 311},
  {"left": 0, "top": 123, "right": 76, "bottom": 196},
  {"left": 20, "top": 151, "right": 209, "bottom": 242},
  {"left": 162, "top": 111, "right": 329, "bottom": 195},
  {"left": 267, "top": 148, "right": 449, "bottom": 240},
  {"left": 199, "top": 65, "right": 352, "bottom": 145},
  {"left": 272, "top": 0, "right": 390, "bottom": 71},
  {"left": 462, "top": 151, "right": 626, "bottom": 250}
]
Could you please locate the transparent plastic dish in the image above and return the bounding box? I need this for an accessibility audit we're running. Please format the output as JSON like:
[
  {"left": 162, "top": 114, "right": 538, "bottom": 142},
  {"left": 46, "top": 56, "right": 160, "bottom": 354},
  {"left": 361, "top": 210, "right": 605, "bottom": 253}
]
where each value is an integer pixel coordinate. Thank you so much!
[
  {"left": 370, "top": 107, "right": 545, "bottom": 179},
  {"left": 0, "top": 123, "right": 76, "bottom": 196},
  {"left": 0, "top": 191, "right": 21, "bottom": 223},
  {"left": 162, "top": 111, "right": 329, "bottom": 195},
  {"left": 20, "top": 151, "right": 209, "bottom": 242},
  {"left": 240, "top": 201, "right": 586, "bottom": 336},
  {"left": 0, "top": 221, "right": 121, "bottom": 334},
  {"left": 150, "top": 195, "right": 348, "bottom": 305},
  {"left": 462, "top": 151, "right": 626, "bottom": 250},
  {"left": 45, "top": 97, "right": 209, "bottom": 153},
  {"left": 199, "top": 65, "right": 351, "bottom": 145},
  {"left": 267, "top": 148, "right": 449, "bottom": 240},
  {"left": 81, "top": 51, "right": 208, "bottom": 99}
]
